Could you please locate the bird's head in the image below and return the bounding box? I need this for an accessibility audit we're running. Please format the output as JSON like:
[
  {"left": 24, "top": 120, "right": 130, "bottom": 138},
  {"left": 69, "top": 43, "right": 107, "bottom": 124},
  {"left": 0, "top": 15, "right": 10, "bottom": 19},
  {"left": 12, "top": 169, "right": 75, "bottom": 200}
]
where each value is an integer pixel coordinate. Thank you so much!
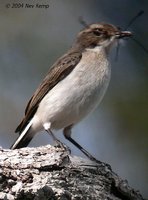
[{"left": 74, "top": 23, "right": 132, "bottom": 52}]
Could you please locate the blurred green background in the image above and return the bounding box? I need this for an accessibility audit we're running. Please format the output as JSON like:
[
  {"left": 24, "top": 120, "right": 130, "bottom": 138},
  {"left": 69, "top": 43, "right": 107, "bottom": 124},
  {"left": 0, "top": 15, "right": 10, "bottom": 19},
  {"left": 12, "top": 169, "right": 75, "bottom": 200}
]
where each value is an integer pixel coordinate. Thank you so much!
[{"left": 0, "top": 0, "right": 148, "bottom": 198}]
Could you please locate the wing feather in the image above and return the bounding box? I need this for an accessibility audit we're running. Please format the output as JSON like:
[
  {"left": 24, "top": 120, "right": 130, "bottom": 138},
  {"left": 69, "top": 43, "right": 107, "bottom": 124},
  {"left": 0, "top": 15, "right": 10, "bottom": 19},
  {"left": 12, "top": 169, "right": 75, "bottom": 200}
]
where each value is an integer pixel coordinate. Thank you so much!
[{"left": 15, "top": 51, "right": 82, "bottom": 133}]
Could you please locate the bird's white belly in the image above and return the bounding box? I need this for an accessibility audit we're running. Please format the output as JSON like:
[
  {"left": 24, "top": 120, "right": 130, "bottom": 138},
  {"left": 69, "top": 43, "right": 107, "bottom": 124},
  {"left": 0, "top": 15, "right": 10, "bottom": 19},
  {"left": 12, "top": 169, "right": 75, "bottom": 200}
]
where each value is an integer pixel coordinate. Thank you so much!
[{"left": 34, "top": 47, "right": 111, "bottom": 130}]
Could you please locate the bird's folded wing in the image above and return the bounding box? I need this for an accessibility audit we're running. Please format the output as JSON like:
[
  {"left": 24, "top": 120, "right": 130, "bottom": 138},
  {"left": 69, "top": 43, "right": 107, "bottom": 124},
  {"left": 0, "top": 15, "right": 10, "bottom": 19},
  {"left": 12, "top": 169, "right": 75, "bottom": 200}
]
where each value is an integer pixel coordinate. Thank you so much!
[{"left": 15, "top": 51, "right": 82, "bottom": 133}]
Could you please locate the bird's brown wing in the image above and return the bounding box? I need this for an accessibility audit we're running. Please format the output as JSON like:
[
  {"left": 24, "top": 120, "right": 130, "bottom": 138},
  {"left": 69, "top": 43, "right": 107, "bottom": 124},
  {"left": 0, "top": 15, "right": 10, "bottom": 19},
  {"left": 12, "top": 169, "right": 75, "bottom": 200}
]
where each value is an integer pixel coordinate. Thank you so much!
[{"left": 15, "top": 51, "right": 82, "bottom": 133}]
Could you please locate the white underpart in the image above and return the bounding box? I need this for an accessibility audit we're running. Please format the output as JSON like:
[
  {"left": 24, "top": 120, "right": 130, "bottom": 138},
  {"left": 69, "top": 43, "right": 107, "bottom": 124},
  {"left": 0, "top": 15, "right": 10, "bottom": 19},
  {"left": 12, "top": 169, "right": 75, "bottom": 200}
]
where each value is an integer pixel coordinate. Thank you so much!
[
  {"left": 43, "top": 122, "right": 51, "bottom": 130},
  {"left": 31, "top": 46, "right": 111, "bottom": 132}
]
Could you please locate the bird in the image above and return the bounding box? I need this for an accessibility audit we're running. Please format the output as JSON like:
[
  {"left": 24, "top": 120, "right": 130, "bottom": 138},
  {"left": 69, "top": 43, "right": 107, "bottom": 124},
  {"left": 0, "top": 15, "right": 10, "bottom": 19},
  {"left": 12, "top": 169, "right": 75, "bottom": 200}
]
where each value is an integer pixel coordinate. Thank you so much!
[{"left": 10, "top": 22, "right": 132, "bottom": 162}]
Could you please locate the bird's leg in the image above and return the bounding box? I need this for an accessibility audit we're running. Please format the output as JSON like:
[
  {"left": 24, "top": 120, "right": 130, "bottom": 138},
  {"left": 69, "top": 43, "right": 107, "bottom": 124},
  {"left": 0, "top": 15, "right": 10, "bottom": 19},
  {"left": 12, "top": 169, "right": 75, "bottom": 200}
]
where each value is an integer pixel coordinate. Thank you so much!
[
  {"left": 46, "top": 129, "right": 64, "bottom": 148},
  {"left": 63, "top": 125, "right": 101, "bottom": 164},
  {"left": 46, "top": 129, "right": 71, "bottom": 153}
]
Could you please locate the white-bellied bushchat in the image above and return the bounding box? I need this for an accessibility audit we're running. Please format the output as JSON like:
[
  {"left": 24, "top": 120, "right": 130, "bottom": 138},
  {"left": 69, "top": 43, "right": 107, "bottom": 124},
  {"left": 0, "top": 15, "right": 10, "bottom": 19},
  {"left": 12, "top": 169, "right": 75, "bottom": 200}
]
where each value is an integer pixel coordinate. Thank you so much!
[{"left": 11, "top": 23, "right": 132, "bottom": 161}]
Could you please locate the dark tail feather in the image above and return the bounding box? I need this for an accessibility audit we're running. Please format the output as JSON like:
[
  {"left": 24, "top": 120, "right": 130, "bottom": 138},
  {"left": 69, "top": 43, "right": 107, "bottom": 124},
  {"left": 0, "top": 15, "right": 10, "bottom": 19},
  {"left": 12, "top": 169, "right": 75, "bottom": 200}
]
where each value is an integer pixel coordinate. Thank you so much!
[
  {"left": 10, "top": 120, "right": 34, "bottom": 150},
  {"left": 10, "top": 132, "right": 33, "bottom": 149}
]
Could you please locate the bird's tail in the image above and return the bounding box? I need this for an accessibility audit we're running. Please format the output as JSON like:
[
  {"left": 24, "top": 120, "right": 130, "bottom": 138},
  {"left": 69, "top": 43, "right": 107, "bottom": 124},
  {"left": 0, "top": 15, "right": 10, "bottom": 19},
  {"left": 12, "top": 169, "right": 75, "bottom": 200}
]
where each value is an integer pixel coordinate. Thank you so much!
[{"left": 10, "top": 119, "right": 35, "bottom": 150}]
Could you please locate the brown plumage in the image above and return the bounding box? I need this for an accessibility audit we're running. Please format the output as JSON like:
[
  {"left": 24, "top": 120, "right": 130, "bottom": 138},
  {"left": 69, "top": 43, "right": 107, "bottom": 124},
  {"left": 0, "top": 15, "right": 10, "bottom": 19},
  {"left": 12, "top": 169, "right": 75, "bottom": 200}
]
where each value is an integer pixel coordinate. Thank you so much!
[
  {"left": 15, "top": 51, "right": 82, "bottom": 133},
  {"left": 11, "top": 22, "right": 132, "bottom": 160}
]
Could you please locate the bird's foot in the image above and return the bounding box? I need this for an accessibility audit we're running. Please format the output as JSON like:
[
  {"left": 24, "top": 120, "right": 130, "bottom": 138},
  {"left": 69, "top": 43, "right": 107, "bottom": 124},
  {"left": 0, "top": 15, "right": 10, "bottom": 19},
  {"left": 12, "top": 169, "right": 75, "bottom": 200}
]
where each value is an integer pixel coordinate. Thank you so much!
[{"left": 53, "top": 140, "right": 71, "bottom": 154}]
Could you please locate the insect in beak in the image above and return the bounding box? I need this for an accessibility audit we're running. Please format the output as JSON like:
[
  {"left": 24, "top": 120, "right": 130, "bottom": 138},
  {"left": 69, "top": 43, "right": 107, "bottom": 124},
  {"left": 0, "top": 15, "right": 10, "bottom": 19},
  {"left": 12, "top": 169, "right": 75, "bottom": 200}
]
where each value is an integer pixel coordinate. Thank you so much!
[{"left": 116, "top": 31, "right": 132, "bottom": 39}]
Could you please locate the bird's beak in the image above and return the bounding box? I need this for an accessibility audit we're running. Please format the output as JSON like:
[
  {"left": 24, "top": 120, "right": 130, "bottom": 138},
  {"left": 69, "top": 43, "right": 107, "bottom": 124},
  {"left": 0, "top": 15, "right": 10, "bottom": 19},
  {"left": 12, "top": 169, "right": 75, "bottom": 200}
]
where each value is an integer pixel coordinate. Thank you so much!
[{"left": 116, "top": 31, "right": 132, "bottom": 39}]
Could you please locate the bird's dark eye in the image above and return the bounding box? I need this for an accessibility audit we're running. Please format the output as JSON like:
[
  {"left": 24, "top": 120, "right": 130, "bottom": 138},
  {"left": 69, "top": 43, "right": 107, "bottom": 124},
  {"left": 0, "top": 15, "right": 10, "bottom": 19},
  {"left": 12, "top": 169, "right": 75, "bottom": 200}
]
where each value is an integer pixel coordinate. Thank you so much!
[{"left": 93, "top": 28, "right": 104, "bottom": 36}]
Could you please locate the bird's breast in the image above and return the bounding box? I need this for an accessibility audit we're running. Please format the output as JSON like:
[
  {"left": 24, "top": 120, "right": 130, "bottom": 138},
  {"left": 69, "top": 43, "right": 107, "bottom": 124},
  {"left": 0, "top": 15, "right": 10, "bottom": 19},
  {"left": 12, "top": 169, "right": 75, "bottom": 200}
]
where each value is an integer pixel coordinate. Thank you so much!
[
  {"left": 35, "top": 47, "right": 111, "bottom": 129},
  {"left": 68, "top": 46, "right": 111, "bottom": 116}
]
